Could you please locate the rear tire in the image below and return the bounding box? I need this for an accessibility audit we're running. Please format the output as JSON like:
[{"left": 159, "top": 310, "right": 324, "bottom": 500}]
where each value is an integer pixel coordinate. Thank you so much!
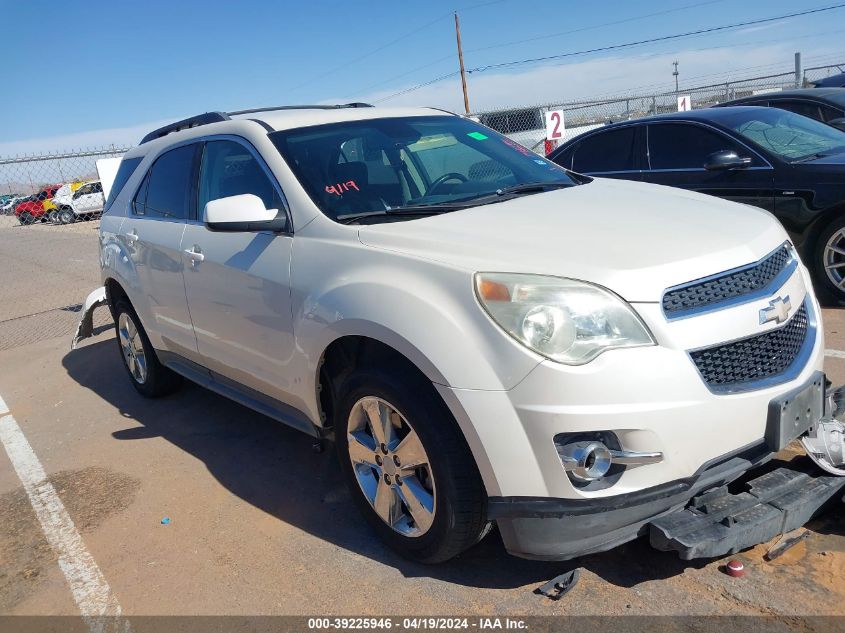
[
  {"left": 18, "top": 213, "right": 31, "bottom": 225},
  {"left": 113, "top": 299, "right": 182, "bottom": 398},
  {"left": 335, "top": 365, "right": 489, "bottom": 563}
]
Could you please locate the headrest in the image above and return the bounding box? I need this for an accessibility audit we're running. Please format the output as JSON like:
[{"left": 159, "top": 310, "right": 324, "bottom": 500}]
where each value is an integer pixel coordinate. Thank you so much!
[{"left": 330, "top": 161, "right": 368, "bottom": 188}]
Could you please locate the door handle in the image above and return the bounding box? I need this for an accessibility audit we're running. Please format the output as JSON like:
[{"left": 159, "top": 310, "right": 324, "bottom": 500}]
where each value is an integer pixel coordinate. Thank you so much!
[
  {"left": 123, "top": 229, "right": 138, "bottom": 244},
  {"left": 184, "top": 246, "right": 205, "bottom": 263}
]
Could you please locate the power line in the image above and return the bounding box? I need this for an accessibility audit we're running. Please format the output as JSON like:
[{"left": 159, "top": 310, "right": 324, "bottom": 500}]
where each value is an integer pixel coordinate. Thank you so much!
[
  {"left": 464, "top": 0, "right": 729, "bottom": 55},
  {"left": 350, "top": 0, "right": 727, "bottom": 100},
  {"left": 468, "top": 3, "right": 845, "bottom": 73},
  {"left": 374, "top": 3, "right": 845, "bottom": 103},
  {"left": 287, "top": 0, "right": 511, "bottom": 95}
]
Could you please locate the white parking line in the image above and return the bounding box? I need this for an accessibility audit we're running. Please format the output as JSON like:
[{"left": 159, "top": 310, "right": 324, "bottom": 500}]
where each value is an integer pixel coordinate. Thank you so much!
[
  {"left": 825, "top": 349, "right": 845, "bottom": 359},
  {"left": 0, "top": 397, "right": 127, "bottom": 631}
]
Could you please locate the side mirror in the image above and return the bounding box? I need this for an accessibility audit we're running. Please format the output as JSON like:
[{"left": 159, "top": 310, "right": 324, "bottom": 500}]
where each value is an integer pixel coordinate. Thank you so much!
[
  {"left": 204, "top": 193, "right": 286, "bottom": 232},
  {"left": 827, "top": 117, "right": 845, "bottom": 132},
  {"left": 704, "top": 150, "right": 753, "bottom": 171}
]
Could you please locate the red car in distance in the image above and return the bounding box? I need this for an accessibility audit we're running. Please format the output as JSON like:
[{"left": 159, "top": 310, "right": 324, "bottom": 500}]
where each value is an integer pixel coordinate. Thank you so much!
[{"left": 14, "top": 184, "right": 61, "bottom": 225}]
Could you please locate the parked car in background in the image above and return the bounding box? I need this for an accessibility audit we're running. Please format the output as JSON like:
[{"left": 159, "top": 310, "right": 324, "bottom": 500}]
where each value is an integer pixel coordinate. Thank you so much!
[
  {"left": 548, "top": 106, "right": 845, "bottom": 300},
  {"left": 810, "top": 72, "right": 845, "bottom": 88},
  {"left": 13, "top": 184, "right": 61, "bottom": 225},
  {"left": 89, "top": 104, "right": 833, "bottom": 564},
  {"left": 51, "top": 180, "right": 103, "bottom": 223},
  {"left": 716, "top": 88, "right": 845, "bottom": 131},
  {"left": 0, "top": 194, "right": 24, "bottom": 215},
  {"left": 50, "top": 181, "right": 87, "bottom": 223},
  {"left": 59, "top": 180, "right": 104, "bottom": 223}
]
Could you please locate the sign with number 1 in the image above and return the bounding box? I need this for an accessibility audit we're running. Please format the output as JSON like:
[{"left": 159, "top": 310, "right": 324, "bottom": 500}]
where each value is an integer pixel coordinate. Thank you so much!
[
  {"left": 545, "top": 110, "right": 565, "bottom": 141},
  {"left": 677, "top": 95, "right": 692, "bottom": 112}
]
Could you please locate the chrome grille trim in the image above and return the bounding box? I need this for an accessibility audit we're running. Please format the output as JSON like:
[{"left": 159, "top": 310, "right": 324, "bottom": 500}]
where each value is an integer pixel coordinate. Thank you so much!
[{"left": 662, "top": 242, "right": 797, "bottom": 320}]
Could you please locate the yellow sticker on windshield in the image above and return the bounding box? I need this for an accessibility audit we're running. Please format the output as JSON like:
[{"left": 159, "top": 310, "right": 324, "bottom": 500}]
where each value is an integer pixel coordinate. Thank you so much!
[{"left": 467, "top": 131, "right": 488, "bottom": 140}]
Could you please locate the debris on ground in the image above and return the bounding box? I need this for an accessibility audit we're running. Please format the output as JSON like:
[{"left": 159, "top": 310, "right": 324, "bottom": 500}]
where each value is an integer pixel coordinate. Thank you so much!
[
  {"left": 161, "top": 517, "right": 171, "bottom": 525},
  {"left": 765, "top": 529, "right": 810, "bottom": 561},
  {"left": 724, "top": 560, "right": 745, "bottom": 577},
  {"left": 535, "top": 569, "right": 580, "bottom": 601}
]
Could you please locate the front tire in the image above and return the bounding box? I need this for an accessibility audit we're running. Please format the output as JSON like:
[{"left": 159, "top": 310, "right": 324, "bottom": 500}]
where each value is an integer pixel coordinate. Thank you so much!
[
  {"left": 58, "top": 208, "right": 75, "bottom": 224},
  {"left": 113, "top": 299, "right": 182, "bottom": 397},
  {"left": 335, "top": 366, "right": 488, "bottom": 563}
]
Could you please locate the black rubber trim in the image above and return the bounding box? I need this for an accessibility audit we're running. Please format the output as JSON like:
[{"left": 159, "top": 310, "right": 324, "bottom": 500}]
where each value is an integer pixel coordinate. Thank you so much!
[
  {"left": 248, "top": 118, "right": 274, "bottom": 132},
  {"left": 488, "top": 440, "right": 771, "bottom": 519}
]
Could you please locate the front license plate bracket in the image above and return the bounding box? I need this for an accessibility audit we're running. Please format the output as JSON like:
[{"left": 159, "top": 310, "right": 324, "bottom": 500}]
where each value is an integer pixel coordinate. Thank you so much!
[{"left": 765, "top": 371, "right": 824, "bottom": 452}]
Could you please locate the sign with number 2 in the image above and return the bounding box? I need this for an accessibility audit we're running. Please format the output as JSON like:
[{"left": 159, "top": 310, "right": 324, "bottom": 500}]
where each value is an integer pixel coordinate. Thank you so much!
[{"left": 545, "top": 110, "right": 565, "bottom": 141}]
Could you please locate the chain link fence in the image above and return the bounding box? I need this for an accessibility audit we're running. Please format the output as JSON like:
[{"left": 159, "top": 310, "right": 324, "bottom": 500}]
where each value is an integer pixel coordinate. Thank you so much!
[
  {"left": 0, "top": 147, "right": 128, "bottom": 350},
  {"left": 472, "top": 62, "right": 845, "bottom": 154},
  {"left": 0, "top": 146, "right": 128, "bottom": 225}
]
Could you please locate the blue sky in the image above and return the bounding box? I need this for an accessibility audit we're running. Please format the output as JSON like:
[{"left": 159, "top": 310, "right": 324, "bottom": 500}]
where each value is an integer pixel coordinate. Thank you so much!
[{"left": 2, "top": 0, "right": 843, "bottom": 153}]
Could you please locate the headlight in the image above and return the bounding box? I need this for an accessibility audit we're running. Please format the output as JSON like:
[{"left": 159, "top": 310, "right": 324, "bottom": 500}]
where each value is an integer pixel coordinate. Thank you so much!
[{"left": 474, "top": 273, "right": 654, "bottom": 365}]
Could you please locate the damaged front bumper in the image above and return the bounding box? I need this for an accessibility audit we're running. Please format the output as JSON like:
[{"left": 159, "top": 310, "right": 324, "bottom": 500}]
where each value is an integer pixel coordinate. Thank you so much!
[
  {"left": 490, "top": 371, "right": 845, "bottom": 561},
  {"left": 71, "top": 286, "right": 107, "bottom": 350}
]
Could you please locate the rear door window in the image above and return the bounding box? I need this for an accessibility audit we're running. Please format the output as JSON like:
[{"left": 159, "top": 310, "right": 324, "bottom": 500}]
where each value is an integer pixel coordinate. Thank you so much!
[
  {"left": 820, "top": 103, "right": 845, "bottom": 122},
  {"left": 647, "top": 123, "right": 751, "bottom": 170},
  {"left": 571, "top": 127, "right": 637, "bottom": 173},
  {"left": 142, "top": 145, "right": 198, "bottom": 220},
  {"left": 770, "top": 100, "right": 823, "bottom": 122}
]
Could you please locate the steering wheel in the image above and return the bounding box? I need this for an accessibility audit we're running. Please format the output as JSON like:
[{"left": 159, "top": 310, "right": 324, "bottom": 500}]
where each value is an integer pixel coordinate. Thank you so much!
[{"left": 426, "top": 172, "right": 468, "bottom": 195}]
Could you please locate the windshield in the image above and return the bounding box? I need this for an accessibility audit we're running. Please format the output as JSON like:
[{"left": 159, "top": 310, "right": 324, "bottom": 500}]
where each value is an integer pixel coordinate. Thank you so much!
[
  {"left": 719, "top": 108, "right": 845, "bottom": 161},
  {"left": 269, "top": 115, "right": 577, "bottom": 222}
]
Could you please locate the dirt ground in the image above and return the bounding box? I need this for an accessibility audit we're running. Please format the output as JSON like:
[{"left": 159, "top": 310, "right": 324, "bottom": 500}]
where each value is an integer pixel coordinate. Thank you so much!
[{"left": 1, "top": 216, "right": 845, "bottom": 621}]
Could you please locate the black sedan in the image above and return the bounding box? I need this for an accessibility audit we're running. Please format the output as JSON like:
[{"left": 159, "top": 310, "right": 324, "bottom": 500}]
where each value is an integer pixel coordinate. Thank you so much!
[
  {"left": 715, "top": 87, "right": 845, "bottom": 132},
  {"left": 548, "top": 106, "right": 845, "bottom": 299}
]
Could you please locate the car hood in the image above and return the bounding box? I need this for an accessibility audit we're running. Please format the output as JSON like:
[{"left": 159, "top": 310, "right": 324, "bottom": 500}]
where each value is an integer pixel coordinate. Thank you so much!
[{"left": 357, "top": 178, "right": 787, "bottom": 303}]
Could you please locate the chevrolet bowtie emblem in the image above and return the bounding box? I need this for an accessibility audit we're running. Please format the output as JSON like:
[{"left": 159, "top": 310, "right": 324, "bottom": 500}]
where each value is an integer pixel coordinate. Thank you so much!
[{"left": 759, "top": 295, "right": 792, "bottom": 325}]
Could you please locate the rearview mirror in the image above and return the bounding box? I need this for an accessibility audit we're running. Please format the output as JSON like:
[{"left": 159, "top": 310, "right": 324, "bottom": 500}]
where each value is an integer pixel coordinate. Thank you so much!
[
  {"left": 828, "top": 117, "right": 845, "bottom": 132},
  {"left": 704, "top": 150, "right": 753, "bottom": 171},
  {"left": 204, "top": 194, "right": 286, "bottom": 232}
]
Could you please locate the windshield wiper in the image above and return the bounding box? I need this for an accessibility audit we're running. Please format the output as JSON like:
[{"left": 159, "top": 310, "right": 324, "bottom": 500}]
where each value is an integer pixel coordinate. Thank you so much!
[
  {"left": 336, "top": 203, "right": 459, "bottom": 224},
  {"left": 791, "top": 152, "right": 833, "bottom": 164},
  {"left": 335, "top": 182, "right": 574, "bottom": 223},
  {"left": 493, "top": 181, "right": 575, "bottom": 196},
  {"left": 452, "top": 181, "right": 575, "bottom": 207}
]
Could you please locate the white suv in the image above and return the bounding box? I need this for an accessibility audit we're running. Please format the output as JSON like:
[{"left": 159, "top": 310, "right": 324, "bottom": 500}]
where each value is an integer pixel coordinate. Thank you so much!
[
  {"left": 55, "top": 180, "right": 105, "bottom": 224},
  {"left": 97, "top": 104, "right": 829, "bottom": 563}
]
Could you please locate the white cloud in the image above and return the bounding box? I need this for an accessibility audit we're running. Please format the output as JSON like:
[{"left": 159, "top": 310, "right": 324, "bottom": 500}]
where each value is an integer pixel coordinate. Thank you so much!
[
  {"left": 0, "top": 41, "right": 840, "bottom": 158},
  {"left": 0, "top": 118, "right": 175, "bottom": 158},
  {"left": 349, "top": 42, "right": 838, "bottom": 113}
]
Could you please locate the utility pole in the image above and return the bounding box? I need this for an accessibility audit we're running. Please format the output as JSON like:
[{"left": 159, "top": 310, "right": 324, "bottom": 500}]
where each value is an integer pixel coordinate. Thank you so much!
[
  {"left": 672, "top": 60, "right": 679, "bottom": 94},
  {"left": 454, "top": 12, "right": 470, "bottom": 115}
]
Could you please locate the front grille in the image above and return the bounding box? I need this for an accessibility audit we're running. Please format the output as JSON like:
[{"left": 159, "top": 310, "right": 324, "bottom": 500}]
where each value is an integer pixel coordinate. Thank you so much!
[
  {"left": 663, "top": 245, "right": 792, "bottom": 316},
  {"left": 689, "top": 302, "right": 809, "bottom": 392}
]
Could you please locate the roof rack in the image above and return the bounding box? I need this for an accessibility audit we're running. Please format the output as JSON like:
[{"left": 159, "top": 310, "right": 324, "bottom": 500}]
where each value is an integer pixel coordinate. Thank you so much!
[
  {"left": 228, "top": 103, "right": 373, "bottom": 116},
  {"left": 138, "top": 103, "right": 374, "bottom": 145},
  {"left": 139, "top": 112, "right": 230, "bottom": 145}
]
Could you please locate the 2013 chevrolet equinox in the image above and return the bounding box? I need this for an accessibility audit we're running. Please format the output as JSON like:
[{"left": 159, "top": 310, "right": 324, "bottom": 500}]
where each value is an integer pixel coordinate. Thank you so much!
[{"left": 97, "top": 104, "right": 829, "bottom": 563}]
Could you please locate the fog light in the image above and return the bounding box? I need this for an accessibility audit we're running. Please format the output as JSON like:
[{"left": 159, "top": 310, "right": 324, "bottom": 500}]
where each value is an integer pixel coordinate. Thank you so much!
[{"left": 557, "top": 441, "right": 613, "bottom": 481}]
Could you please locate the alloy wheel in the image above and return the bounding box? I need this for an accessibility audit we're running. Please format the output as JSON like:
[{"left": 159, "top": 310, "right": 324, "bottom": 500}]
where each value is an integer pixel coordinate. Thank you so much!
[
  {"left": 346, "top": 396, "right": 436, "bottom": 537},
  {"left": 824, "top": 228, "right": 845, "bottom": 290},
  {"left": 118, "top": 312, "right": 147, "bottom": 384}
]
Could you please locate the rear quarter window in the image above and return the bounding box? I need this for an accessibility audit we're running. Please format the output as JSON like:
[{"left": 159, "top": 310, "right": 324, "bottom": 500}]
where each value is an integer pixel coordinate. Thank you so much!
[
  {"left": 571, "top": 127, "right": 637, "bottom": 173},
  {"left": 104, "top": 157, "right": 143, "bottom": 212}
]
